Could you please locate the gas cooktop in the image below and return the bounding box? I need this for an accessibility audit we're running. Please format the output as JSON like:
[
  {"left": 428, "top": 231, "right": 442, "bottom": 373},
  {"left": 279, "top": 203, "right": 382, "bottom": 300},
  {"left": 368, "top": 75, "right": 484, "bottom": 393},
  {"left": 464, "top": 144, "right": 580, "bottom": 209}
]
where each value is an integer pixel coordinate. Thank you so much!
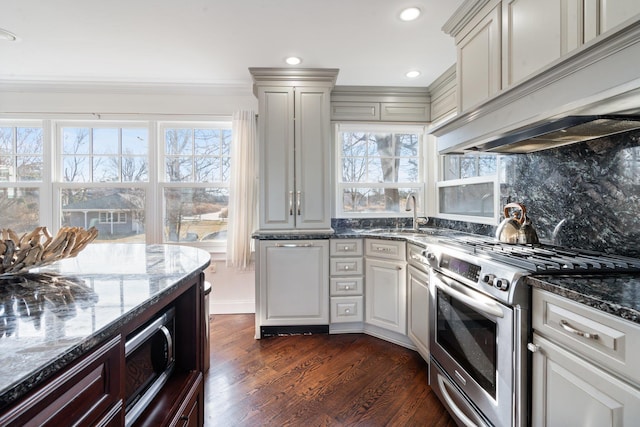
[{"left": 438, "top": 236, "right": 640, "bottom": 274}]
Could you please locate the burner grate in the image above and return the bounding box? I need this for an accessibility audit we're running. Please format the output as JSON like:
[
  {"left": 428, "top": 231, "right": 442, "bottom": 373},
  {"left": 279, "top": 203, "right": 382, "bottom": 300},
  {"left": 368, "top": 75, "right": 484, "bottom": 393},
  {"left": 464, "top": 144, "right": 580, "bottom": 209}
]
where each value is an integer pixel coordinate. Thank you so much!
[{"left": 438, "top": 237, "right": 640, "bottom": 274}]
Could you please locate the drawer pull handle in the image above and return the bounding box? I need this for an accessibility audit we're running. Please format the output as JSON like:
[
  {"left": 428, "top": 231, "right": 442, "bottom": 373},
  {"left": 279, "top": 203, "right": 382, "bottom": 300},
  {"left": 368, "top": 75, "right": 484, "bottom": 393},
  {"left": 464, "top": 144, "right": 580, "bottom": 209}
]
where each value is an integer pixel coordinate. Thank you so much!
[
  {"left": 560, "top": 320, "right": 599, "bottom": 340},
  {"left": 345, "top": 285, "right": 350, "bottom": 290},
  {"left": 345, "top": 309, "right": 351, "bottom": 313},
  {"left": 343, "top": 265, "right": 350, "bottom": 270},
  {"left": 344, "top": 246, "right": 350, "bottom": 251},
  {"left": 377, "top": 247, "right": 390, "bottom": 252},
  {"left": 275, "top": 243, "right": 313, "bottom": 248}
]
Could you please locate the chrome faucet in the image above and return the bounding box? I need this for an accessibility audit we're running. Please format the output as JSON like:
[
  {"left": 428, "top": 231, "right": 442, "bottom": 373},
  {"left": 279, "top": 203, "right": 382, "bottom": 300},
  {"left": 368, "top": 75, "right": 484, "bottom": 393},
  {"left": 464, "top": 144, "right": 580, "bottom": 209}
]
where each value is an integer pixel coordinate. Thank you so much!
[{"left": 405, "top": 194, "right": 418, "bottom": 231}]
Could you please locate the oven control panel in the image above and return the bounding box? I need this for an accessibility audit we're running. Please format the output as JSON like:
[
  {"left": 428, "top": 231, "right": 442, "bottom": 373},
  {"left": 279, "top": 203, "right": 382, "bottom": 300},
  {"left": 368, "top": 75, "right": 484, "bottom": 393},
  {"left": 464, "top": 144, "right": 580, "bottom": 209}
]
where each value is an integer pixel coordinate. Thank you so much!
[{"left": 440, "top": 254, "right": 481, "bottom": 282}]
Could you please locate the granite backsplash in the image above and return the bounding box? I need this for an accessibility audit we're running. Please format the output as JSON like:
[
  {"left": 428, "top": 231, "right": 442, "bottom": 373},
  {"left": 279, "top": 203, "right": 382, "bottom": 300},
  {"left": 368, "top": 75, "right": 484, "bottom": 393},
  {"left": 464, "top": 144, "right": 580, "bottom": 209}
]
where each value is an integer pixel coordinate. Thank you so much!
[
  {"left": 333, "top": 129, "right": 640, "bottom": 258},
  {"left": 500, "top": 129, "right": 640, "bottom": 258}
]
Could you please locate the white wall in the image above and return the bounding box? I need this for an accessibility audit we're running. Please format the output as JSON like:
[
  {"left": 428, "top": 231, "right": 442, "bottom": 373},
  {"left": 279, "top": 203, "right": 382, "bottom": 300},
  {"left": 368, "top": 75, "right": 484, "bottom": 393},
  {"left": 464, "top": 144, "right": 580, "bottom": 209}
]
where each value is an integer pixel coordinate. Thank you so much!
[
  {"left": 0, "top": 80, "right": 258, "bottom": 313},
  {"left": 0, "top": 80, "right": 258, "bottom": 118},
  {"left": 205, "top": 258, "right": 255, "bottom": 314}
]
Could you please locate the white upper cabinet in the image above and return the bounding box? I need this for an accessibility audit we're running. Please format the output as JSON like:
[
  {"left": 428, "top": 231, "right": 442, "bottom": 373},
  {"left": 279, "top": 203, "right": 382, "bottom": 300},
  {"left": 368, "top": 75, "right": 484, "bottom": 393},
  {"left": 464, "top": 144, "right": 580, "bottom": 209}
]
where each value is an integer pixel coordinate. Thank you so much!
[
  {"left": 503, "top": 0, "right": 582, "bottom": 86},
  {"left": 251, "top": 68, "right": 338, "bottom": 232},
  {"left": 443, "top": 0, "right": 640, "bottom": 115},
  {"left": 330, "top": 86, "right": 430, "bottom": 123},
  {"left": 584, "top": 0, "right": 640, "bottom": 42},
  {"left": 456, "top": 1, "right": 502, "bottom": 111}
]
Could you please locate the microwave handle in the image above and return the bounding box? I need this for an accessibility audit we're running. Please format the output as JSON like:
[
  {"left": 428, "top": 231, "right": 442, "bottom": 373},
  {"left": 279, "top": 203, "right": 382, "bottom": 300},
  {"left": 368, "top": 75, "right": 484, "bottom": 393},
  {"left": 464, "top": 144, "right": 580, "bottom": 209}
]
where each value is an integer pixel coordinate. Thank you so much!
[
  {"left": 434, "top": 272, "right": 504, "bottom": 319},
  {"left": 159, "top": 325, "right": 174, "bottom": 364},
  {"left": 125, "top": 308, "right": 174, "bottom": 356}
]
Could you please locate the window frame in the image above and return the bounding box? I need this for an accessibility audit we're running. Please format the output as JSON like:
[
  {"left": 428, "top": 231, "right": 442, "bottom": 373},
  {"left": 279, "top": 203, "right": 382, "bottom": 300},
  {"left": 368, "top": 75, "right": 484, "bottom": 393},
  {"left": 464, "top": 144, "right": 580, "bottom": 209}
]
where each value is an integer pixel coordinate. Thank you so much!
[
  {"left": 436, "top": 154, "right": 502, "bottom": 225},
  {"left": 158, "top": 121, "right": 232, "bottom": 252},
  {"left": 0, "top": 120, "right": 52, "bottom": 231},
  {"left": 334, "top": 123, "right": 426, "bottom": 218}
]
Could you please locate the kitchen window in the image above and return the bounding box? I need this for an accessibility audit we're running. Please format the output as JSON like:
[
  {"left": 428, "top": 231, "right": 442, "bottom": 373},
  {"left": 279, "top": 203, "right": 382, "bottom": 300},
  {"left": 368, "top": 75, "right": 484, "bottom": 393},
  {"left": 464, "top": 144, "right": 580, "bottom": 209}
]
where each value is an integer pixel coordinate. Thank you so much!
[
  {"left": 437, "top": 154, "right": 500, "bottom": 223},
  {"left": 159, "top": 123, "right": 231, "bottom": 247},
  {"left": 336, "top": 124, "right": 425, "bottom": 217},
  {"left": 57, "top": 123, "right": 149, "bottom": 243},
  {"left": 0, "top": 122, "right": 45, "bottom": 233},
  {"left": 0, "top": 119, "right": 233, "bottom": 252}
]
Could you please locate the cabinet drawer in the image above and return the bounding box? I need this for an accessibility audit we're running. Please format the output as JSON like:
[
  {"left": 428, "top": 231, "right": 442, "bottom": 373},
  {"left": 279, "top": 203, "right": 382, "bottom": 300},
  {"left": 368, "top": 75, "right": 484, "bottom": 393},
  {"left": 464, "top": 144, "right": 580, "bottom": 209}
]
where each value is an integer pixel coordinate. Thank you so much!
[
  {"left": 365, "top": 239, "right": 406, "bottom": 261},
  {"left": 330, "top": 277, "right": 363, "bottom": 296},
  {"left": 407, "top": 243, "right": 429, "bottom": 270},
  {"left": 533, "top": 289, "right": 640, "bottom": 386},
  {"left": 330, "top": 239, "right": 363, "bottom": 256},
  {"left": 330, "top": 257, "right": 363, "bottom": 276},
  {"left": 331, "top": 296, "right": 364, "bottom": 323}
]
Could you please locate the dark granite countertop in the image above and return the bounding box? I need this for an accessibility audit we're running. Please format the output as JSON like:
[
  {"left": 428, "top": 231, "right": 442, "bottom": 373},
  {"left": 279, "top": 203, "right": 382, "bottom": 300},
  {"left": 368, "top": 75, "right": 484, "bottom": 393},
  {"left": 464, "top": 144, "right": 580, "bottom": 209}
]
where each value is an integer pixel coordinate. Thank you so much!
[
  {"left": 526, "top": 275, "right": 640, "bottom": 325},
  {"left": 0, "top": 243, "right": 210, "bottom": 410}
]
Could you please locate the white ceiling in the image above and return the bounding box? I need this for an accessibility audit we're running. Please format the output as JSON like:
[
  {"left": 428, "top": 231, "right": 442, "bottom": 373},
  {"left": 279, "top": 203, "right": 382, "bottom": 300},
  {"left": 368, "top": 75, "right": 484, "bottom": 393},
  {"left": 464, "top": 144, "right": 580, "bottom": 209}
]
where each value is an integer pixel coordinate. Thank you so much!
[{"left": 0, "top": 0, "right": 464, "bottom": 89}]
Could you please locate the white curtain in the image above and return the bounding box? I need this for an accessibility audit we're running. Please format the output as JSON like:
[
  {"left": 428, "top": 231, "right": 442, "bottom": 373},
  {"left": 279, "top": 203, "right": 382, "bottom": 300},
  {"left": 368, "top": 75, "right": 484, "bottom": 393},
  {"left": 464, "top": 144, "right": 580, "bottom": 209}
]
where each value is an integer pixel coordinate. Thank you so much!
[{"left": 226, "top": 110, "right": 257, "bottom": 270}]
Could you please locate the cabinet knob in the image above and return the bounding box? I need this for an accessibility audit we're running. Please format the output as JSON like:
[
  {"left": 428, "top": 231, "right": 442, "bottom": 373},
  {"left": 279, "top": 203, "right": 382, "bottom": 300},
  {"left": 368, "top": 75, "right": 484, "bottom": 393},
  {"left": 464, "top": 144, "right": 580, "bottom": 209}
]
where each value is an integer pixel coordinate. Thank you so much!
[
  {"left": 345, "top": 309, "right": 351, "bottom": 313},
  {"left": 345, "top": 285, "right": 350, "bottom": 290},
  {"left": 344, "top": 246, "right": 350, "bottom": 251},
  {"left": 344, "top": 265, "right": 350, "bottom": 270}
]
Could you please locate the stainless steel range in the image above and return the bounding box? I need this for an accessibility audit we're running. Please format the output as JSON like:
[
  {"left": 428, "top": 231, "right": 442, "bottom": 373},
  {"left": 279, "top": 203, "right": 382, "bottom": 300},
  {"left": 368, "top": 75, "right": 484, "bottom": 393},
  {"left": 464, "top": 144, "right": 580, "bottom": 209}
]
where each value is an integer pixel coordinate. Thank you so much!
[{"left": 424, "top": 237, "right": 640, "bottom": 427}]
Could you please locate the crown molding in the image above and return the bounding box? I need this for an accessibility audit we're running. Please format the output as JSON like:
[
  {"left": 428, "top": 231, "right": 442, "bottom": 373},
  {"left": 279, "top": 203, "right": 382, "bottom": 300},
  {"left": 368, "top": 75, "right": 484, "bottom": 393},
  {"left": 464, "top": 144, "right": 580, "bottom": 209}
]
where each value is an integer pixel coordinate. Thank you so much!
[
  {"left": 0, "top": 79, "right": 254, "bottom": 97},
  {"left": 442, "top": 0, "right": 494, "bottom": 37}
]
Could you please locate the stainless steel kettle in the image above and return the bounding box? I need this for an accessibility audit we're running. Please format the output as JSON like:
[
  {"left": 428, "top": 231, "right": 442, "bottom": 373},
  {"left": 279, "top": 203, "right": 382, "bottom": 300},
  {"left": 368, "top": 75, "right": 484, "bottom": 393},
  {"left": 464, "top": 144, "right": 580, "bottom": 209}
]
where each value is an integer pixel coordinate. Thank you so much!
[{"left": 496, "top": 203, "right": 539, "bottom": 244}]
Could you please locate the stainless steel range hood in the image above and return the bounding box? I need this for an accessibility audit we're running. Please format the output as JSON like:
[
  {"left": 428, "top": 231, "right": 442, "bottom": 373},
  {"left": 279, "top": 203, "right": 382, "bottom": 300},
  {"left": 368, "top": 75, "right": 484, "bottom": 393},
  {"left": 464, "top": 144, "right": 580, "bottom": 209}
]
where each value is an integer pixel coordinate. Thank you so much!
[{"left": 463, "top": 115, "right": 640, "bottom": 154}]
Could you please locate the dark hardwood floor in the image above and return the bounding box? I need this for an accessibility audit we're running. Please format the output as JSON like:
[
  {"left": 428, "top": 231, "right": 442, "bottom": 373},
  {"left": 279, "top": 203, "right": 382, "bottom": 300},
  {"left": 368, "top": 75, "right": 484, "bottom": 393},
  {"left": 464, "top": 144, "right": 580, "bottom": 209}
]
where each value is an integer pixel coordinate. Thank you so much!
[{"left": 204, "top": 314, "right": 455, "bottom": 426}]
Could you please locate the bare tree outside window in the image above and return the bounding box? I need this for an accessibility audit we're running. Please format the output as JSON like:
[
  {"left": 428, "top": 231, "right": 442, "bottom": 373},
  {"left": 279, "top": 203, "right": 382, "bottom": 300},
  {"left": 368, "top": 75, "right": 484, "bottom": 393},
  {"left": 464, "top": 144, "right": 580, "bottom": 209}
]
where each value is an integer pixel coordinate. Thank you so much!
[
  {"left": 339, "top": 127, "right": 422, "bottom": 215},
  {"left": 0, "top": 126, "right": 44, "bottom": 232},
  {"left": 162, "top": 125, "right": 231, "bottom": 243}
]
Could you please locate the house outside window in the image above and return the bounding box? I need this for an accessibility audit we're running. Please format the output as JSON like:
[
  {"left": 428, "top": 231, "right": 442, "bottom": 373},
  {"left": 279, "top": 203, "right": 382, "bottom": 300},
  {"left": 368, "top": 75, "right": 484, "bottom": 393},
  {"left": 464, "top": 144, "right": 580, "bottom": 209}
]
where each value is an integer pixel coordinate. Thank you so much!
[
  {"left": 58, "top": 124, "right": 148, "bottom": 243},
  {"left": 160, "top": 123, "right": 231, "bottom": 247},
  {"left": 336, "top": 124, "right": 425, "bottom": 217}
]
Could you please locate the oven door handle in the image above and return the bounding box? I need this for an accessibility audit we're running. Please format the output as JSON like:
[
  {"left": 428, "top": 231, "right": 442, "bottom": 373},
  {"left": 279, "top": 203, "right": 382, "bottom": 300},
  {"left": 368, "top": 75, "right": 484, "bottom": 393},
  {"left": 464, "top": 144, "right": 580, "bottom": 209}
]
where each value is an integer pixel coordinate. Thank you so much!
[{"left": 434, "top": 273, "right": 505, "bottom": 318}]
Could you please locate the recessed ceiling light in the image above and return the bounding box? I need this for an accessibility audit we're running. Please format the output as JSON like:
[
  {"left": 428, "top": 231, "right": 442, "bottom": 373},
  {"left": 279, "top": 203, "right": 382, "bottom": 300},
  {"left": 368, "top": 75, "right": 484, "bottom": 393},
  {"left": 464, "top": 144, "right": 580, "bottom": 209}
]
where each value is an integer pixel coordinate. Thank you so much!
[
  {"left": 400, "top": 7, "right": 421, "bottom": 21},
  {"left": 285, "top": 56, "right": 302, "bottom": 65},
  {"left": 0, "top": 28, "right": 18, "bottom": 42},
  {"left": 405, "top": 70, "right": 421, "bottom": 78}
]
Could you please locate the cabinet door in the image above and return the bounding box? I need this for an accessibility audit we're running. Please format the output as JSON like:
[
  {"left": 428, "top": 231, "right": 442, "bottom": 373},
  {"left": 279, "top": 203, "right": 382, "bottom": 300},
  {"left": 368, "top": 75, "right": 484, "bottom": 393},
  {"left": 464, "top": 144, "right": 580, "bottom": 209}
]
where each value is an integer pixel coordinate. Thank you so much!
[
  {"left": 585, "top": 0, "right": 640, "bottom": 42},
  {"left": 407, "top": 265, "right": 429, "bottom": 361},
  {"left": 257, "top": 86, "right": 295, "bottom": 230},
  {"left": 531, "top": 333, "right": 640, "bottom": 427},
  {"left": 294, "top": 87, "right": 331, "bottom": 230},
  {"left": 258, "top": 240, "right": 329, "bottom": 325},
  {"left": 457, "top": 3, "right": 502, "bottom": 111},
  {"left": 503, "top": 0, "right": 582, "bottom": 86},
  {"left": 365, "top": 257, "right": 406, "bottom": 334},
  {"left": 0, "top": 336, "right": 123, "bottom": 427}
]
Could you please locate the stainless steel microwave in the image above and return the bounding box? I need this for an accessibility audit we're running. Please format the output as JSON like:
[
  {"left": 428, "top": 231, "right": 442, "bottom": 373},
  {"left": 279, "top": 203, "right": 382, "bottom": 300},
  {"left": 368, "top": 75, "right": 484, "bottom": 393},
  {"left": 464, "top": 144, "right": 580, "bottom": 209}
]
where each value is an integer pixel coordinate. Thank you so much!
[{"left": 124, "top": 307, "right": 175, "bottom": 427}]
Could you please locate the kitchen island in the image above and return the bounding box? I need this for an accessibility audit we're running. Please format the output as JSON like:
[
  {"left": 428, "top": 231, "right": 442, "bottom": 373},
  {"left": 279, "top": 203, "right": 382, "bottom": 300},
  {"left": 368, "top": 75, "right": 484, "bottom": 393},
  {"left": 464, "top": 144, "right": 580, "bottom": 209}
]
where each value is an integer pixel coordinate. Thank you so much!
[{"left": 0, "top": 243, "right": 210, "bottom": 426}]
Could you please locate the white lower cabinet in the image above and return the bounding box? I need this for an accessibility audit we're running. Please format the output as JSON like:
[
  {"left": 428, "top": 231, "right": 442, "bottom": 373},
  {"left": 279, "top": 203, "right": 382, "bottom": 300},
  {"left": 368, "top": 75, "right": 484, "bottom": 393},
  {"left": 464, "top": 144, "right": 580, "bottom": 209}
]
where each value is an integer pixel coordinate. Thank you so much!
[
  {"left": 330, "top": 296, "right": 364, "bottom": 324},
  {"left": 365, "top": 239, "right": 407, "bottom": 335},
  {"left": 329, "top": 239, "right": 364, "bottom": 330},
  {"left": 531, "top": 288, "right": 640, "bottom": 426},
  {"left": 256, "top": 240, "right": 329, "bottom": 329},
  {"left": 407, "top": 264, "right": 429, "bottom": 361},
  {"left": 531, "top": 333, "right": 640, "bottom": 426}
]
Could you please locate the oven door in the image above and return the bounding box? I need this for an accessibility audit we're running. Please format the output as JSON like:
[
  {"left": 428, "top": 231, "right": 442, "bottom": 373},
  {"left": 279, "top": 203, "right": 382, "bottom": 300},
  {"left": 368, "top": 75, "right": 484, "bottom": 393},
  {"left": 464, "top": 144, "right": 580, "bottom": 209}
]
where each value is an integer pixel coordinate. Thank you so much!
[{"left": 429, "top": 270, "right": 514, "bottom": 427}]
